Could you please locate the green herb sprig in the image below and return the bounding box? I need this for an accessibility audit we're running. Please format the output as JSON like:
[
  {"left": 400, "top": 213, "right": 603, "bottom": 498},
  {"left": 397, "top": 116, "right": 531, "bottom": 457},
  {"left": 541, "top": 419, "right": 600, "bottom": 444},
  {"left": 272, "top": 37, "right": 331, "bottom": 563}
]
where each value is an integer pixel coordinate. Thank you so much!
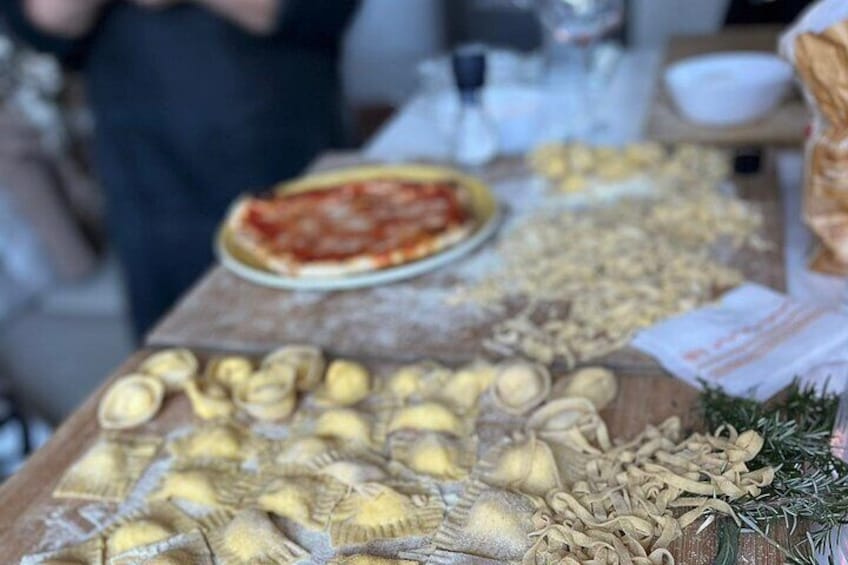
[{"left": 700, "top": 380, "right": 848, "bottom": 564}]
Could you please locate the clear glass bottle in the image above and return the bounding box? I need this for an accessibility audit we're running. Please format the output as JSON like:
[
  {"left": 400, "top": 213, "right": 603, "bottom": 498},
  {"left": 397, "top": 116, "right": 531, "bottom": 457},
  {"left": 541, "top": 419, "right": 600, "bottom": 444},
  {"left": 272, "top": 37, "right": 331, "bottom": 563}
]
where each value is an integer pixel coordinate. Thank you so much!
[{"left": 451, "top": 47, "right": 498, "bottom": 168}]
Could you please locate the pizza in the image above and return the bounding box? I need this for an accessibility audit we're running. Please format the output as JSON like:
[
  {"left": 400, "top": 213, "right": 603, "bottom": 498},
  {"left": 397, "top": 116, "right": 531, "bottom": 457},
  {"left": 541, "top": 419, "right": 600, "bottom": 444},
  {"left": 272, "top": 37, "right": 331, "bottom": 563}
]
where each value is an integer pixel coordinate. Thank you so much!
[{"left": 225, "top": 177, "right": 478, "bottom": 277}]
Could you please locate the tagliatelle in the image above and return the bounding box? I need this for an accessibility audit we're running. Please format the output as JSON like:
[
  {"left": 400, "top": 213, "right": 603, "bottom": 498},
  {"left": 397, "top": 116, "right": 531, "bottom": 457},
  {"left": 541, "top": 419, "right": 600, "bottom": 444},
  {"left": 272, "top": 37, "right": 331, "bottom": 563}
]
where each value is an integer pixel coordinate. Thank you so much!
[{"left": 520, "top": 404, "right": 774, "bottom": 565}]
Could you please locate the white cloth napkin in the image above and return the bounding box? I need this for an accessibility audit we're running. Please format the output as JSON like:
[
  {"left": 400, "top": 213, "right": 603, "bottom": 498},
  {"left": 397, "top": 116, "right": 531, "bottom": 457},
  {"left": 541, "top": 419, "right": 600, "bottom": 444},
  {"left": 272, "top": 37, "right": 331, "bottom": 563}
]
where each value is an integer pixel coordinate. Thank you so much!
[{"left": 631, "top": 283, "right": 848, "bottom": 400}]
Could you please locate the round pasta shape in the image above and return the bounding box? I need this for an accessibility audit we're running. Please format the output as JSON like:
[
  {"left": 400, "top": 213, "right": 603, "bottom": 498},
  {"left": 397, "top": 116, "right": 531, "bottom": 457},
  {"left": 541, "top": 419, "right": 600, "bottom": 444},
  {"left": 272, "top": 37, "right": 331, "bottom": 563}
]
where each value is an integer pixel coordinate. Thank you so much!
[
  {"left": 139, "top": 348, "right": 198, "bottom": 392},
  {"left": 184, "top": 378, "right": 235, "bottom": 421},
  {"left": 205, "top": 355, "right": 253, "bottom": 392},
  {"left": 262, "top": 344, "right": 326, "bottom": 392},
  {"left": 98, "top": 374, "right": 165, "bottom": 430},
  {"left": 318, "top": 359, "right": 370, "bottom": 405},
  {"left": 492, "top": 362, "right": 551, "bottom": 415},
  {"left": 561, "top": 366, "right": 618, "bottom": 410},
  {"left": 234, "top": 364, "right": 297, "bottom": 421}
]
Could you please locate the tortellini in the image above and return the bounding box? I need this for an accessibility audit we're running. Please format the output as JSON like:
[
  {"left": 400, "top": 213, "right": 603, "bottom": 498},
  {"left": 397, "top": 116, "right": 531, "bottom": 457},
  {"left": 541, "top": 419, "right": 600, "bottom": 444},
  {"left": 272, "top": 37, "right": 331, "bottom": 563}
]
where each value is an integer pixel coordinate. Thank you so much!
[
  {"left": 184, "top": 378, "right": 235, "bottom": 421},
  {"left": 234, "top": 364, "right": 296, "bottom": 421},
  {"left": 139, "top": 348, "right": 198, "bottom": 392},
  {"left": 262, "top": 344, "right": 325, "bottom": 392},
  {"left": 484, "top": 436, "right": 562, "bottom": 496},
  {"left": 98, "top": 374, "right": 164, "bottom": 430},
  {"left": 492, "top": 362, "right": 551, "bottom": 415},
  {"left": 205, "top": 355, "right": 253, "bottom": 392}
]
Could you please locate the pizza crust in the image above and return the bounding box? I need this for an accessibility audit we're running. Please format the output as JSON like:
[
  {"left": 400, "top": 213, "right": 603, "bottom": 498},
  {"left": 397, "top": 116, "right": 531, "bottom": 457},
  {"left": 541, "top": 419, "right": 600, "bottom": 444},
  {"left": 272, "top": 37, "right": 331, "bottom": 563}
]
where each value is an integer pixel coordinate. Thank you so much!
[{"left": 224, "top": 178, "right": 478, "bottom": 278}]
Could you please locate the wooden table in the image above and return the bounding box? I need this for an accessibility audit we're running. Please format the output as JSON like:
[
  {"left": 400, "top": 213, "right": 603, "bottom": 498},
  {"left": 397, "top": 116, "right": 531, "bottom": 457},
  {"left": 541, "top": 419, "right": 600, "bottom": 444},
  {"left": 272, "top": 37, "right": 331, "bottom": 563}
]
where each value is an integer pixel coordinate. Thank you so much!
[
  {"left": 0, "top": 152, "right": 791, "bottom": 563},
  {"left": 146, "top": 152, "right": 785, "bottom": 369},
  {"left": 0, "top": 349, "right": 786, "bottom": 563},
  {"left": 645, "top": 25, "right": 809, "bottom": 146}
]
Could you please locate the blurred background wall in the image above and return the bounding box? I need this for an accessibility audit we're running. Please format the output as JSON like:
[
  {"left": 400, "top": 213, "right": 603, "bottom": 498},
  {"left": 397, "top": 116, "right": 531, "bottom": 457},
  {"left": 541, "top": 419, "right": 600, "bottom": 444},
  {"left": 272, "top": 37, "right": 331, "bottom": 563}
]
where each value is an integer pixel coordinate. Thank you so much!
[{"left": 0, "top": 0, "right": 732, "bottom": 429}]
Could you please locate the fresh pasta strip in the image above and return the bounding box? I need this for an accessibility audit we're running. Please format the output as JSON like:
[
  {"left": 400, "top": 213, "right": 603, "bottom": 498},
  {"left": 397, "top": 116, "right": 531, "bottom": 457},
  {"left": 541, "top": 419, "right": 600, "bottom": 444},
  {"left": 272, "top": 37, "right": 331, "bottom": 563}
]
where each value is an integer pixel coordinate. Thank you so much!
[
  {"left": 328, "top": 482, "right": 445, "bottom": 547},
  {"left": 209, "top": 509, "right": 307, "bottom": 565},
  {"left": 184, "top": 378, "right": 235, "bottom": 421},
  {"left": 390, "top": 432, "right": 476, "bottom": 480},
  {"left": 167, "top": 422, "right": 258, "bottom": 464},
  {"left": 205, "top": 355, "right": 253, "bottom": 392},
  {"left": 108, "top": 529, "right": 213, "bottom": 565},
  {"left": 139, "top": 349, "right": 198, "bottom": 392},
  {"left": 20, "top": 537, "right": 104, "bottom": 565},
  {"left": 491, "top": 362, "right": 551, "bottom": 416},
  {"left": 478, "top": 434, "right": 562, "bottom": 497},
  {"left": 262, "top": 344, "right": 326, "bottom": 392},
  {"left": 102, "top": 502, "right": 199, "bottom": 559},
  {"left": 253, "top": 473, "right": 347, "bottom": 530},
  {"left": 148, "top": 465, "right": 251, "bottom": 510},
  {"left": 316, "top": 359, "right": 371, "bottom": 406},
  {"left": 522, "top": 418, "right": 774, "bottom": 564},
  {"left": 431, "top": 480, "right": 543, "bottom": 562},
  {"left": 54, "top": 435, "right": 161, "bottom": 502},
  {"left": 98, "top": 375, "right": 165, "bottom": 430},
  {"left": 234, "top": 364, "right": 297, "bottom": 421}
]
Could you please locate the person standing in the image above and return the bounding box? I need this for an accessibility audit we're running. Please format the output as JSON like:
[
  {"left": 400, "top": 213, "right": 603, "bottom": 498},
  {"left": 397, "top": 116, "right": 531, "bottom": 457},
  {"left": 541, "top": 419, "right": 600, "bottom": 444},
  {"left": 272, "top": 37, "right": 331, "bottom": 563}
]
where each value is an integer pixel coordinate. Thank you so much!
[{"left": 3, "top": 0, "right": 360, "bottom": 336}]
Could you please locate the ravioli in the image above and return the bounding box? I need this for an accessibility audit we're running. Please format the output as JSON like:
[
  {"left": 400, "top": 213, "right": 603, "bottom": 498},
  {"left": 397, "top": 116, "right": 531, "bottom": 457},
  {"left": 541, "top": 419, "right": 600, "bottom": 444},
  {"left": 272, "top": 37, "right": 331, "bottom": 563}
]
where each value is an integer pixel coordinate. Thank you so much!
[
  {"left": 314, "top": 409, "right": 373, "bottom": 446},
  {"left": 262, "top": 344, "right": 326, "bottom": 392},
  {"left": 483, "top": 436, "right": 562, "bottom": 496},
  {"left": 329, "top": 483, "right": 445, "bottom": 547},
  {"left": 206, "top": 356, "right": 253, "bottom": 392},
  {"left": 104, "top": 502, "right": 199, "bottom": 560},
  {"left": 184, "top": 379, "right": 235, "bottom": 421},
  {"left": 139, "top": 349, "right": 198, "bottom": 391},
  {"left": 210, "top": 509, "right": 307, "bottom": 565},
  {"left": 492, "top": 362, "right": 551, "bottom": 415},
  {"left": 149, "top": 467, "right": 245, "bottom": 509},
  {"left": 255, "top": 474, "right": 346, "bottom": 530},
  {"left": 386, "top": 402, "right": 464, "bottom": 436},
  {"left": 168, "top": 422, "right": 251, "bottom": 463},
  {"left": 54, "top": 435, "right": 161, "bottom": 502},
  {"left": 234, "top": 364, "right": 296, "bottom": 421},
  {"left": 391, "top": 433, "right": 473, "bottom": 480},
  {"left": 264, "top": 435, "right": 334, "bottom": 473},
  {"left": 98, "top": 374, "right": 165, "bottom": 430},
  {"left": 432, "top": 483, "right": 539, "bottom": 561}
]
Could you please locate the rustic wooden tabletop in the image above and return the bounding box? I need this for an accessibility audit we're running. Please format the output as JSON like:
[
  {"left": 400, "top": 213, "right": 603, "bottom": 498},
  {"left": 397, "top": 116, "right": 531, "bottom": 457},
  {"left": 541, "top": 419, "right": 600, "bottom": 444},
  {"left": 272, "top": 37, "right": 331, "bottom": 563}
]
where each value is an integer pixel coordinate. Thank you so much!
[{"left": 0, "top": 150, "right": 790, "bottom": 563}]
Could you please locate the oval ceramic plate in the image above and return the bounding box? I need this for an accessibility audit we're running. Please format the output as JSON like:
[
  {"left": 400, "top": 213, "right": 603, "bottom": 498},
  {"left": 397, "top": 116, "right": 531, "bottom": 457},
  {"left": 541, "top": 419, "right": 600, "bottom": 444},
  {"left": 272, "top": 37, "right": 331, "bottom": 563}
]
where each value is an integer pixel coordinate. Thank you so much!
[{"left": 215, "top": 164, "right": 501, "bottom": 291}]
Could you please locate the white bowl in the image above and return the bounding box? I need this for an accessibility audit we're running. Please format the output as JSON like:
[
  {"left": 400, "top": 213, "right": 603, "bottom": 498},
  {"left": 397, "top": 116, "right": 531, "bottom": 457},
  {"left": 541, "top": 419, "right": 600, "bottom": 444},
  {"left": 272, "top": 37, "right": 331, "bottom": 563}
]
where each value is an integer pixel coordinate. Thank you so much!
[{"left": 664, "top": 51, "right": 793, "bottom": 127}]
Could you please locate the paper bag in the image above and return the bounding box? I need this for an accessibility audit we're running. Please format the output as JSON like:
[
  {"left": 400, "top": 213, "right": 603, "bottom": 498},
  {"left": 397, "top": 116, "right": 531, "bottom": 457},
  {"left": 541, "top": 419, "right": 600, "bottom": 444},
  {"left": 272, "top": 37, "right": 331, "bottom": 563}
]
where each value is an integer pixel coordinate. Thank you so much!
[{"left": 781, "top": 1, "right": 848, "bottom": 274}]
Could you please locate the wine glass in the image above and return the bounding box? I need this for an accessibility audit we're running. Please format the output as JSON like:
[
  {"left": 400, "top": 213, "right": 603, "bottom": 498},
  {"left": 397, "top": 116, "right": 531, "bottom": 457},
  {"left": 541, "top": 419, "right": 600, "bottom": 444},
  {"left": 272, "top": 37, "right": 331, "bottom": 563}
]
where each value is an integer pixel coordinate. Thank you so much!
[{"left": 532, "top": 0, "right": 624, "bottom": 140}]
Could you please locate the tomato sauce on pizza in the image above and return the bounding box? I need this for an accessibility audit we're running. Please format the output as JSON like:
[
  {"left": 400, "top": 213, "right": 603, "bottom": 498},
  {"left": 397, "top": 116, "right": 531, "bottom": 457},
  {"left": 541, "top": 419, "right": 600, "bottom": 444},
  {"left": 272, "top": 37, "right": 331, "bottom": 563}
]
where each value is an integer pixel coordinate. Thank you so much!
[{"left": 227, "top": 178, "right": 476, "bottom": 277}]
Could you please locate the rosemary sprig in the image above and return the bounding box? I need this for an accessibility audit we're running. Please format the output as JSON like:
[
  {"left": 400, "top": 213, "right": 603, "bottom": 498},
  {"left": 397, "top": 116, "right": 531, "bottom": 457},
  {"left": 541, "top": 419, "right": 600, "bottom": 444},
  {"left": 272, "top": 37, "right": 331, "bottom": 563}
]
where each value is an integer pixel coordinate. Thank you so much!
[{"left": 700, "top": 380, "right": 848, "bottom": 563}]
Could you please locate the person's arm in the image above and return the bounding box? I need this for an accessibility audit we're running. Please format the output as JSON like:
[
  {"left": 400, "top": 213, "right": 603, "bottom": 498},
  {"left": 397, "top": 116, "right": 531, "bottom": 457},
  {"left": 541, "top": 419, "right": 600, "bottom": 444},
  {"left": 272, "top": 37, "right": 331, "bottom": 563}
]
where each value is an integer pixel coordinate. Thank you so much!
[
  {"left": 193, "top": 0, "right": 283, "bottom": 35},
  {"left": 23, "top": 0, "right": 110, "bottom": 38}
]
